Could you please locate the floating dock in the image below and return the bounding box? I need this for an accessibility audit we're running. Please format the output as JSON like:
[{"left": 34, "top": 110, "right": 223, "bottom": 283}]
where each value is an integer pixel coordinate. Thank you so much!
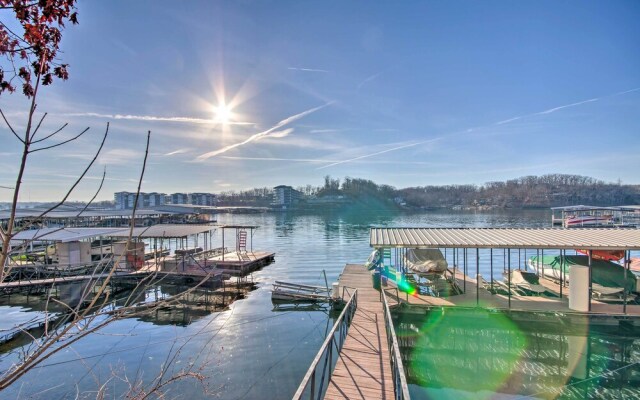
[{"left": 324, "top": 264, "right": 395, "bottom": 400}]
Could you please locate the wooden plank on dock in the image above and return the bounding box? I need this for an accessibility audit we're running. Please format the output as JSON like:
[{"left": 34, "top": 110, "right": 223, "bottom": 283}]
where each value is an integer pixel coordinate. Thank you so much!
[{"left": 324, "top": 264, "right": 395, "bottom": 400}]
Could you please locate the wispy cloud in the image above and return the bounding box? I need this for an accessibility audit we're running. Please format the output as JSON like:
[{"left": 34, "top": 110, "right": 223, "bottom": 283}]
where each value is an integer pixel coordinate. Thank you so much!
[
  {"left": 288, "top": 67, "right": 329, "bottom": 73},
  {"left": 196, "top": 103, "right": 332, "bottom": 161},
  {"left": 98, "top": 148, "right": 142, "bottom": 165},
  {"left": 63, "top": 112, "right": 254, "bottom": 126},
  {"left": 316, "top": 139, "right": 441, "bottom": 170}
]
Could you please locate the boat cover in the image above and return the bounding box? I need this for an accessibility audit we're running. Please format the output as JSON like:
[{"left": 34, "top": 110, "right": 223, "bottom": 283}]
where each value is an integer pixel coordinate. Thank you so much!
[
  {"left": 364, "top": 249, "right": 382, "bottom": 271},
  {"left": 529, "top": 255, "right": 637, "bottom": 292},
  {"left": 405, "top": 249, "right": 448, "bottom": 273}
]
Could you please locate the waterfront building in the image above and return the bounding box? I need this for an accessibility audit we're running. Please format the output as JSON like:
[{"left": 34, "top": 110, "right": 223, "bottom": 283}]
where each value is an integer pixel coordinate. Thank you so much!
[
  {"left": 114, "top": 191, "right": 141, "bottom": 210},
  {"left": 170, "top": 193, "right": 189, "bottom": 205},
  {"left": 114, "top": 192, "right": 167, "bottom": 209},
  {"left": 189, "top": 192, "right": 216, "bottom": 206},
  {"left": 273, "top": 185, "right": 302, "bottom": 207}
]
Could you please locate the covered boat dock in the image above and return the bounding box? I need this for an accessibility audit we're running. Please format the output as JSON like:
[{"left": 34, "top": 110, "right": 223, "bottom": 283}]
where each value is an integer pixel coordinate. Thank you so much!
[{"left": 369, "top": 227, "right": 640, "bottom": 316}]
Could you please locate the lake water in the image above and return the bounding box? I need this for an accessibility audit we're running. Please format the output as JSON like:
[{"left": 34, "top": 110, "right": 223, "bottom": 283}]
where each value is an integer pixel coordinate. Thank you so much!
[{"left": 1, "top": 209, "right": 639, "bottom": 399}]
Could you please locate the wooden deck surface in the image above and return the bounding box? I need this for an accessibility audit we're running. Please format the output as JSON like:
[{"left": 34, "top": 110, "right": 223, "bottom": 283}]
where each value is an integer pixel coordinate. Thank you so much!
[
  {"left": 139, "top": 251, "right": 275, "bottom": 276},
  {"left": 324, "top": 264, "right": 395, "bottom": 400}
]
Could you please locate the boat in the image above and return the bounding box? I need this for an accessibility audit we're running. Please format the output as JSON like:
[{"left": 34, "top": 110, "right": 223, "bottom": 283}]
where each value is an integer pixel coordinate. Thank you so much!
[
  {"left": 271, "top": 281, "right": 332, "bottom": 303},
  {"left": 564, "top": 214, "right": 614, "bottom": 227},
  {"left": 364, "top": 249, "right": 382, "bottom": 271},
  {"left": 575, "top": 249, "right": 624, "bottom": 262},
  {"left": 403, "top": 249, "right": 461, "bottom": 296},
  {"left": 404, "top": 248, "right": 448, "bottom": 273},
  {"left": 527, "top": 255, "right": 639, "bottom": 293}
]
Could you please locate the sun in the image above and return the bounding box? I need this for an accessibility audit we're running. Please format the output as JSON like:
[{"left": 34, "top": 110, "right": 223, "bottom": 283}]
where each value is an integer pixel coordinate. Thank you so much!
[{"left": 214, "top": 103, "right": 233, "bottom": 124}]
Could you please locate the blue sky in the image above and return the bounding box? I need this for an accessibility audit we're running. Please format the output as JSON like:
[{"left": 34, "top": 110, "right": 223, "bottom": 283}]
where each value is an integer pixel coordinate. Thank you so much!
[{"left": 1, "top": 0, "right": 639, "bottom": 201}]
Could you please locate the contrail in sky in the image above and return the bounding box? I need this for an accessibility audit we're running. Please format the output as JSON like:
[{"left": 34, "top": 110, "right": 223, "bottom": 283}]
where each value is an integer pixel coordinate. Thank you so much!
[
  {"left": 318, "top": 86, "right": 639, "bottom": 170},
  {"left": 536, "top": 98, "right": 599, "bottom": 115},
  {"left": 495, "top": 87, "right": 640, "bottom": 125},
  {"left": 316, "top": 139, "right": 440, "bottom": 170},
  {"left": 164, "top": 148, "right": 191, "bottom": 156},
  {"left": 222, "top": 156, "right": 340, "bottom": 163},
  {"left": 197, "top": 103, "right": 332, "bottom": 161},
  {"left": 357, "top": 73, "right": 382, "bottom": 90},
  {"left": 288, "top": 67, "right": 329, "bottom": 73},
  {"left": 64, "top": 112, "right": 254, "bottom": 125}
]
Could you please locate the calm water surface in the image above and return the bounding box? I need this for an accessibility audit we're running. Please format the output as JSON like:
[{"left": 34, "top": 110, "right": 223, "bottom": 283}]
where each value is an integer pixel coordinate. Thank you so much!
[{"left": 1, "top": 209, "right": 638, "bottom": 399}]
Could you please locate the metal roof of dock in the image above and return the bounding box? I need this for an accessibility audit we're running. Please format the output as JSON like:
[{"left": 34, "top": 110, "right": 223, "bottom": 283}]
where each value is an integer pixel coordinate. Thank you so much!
[
  {"left": 11, "top": 227, "right": 127, "bottom": 243},
  {"left": 369, "top": 228, "right": 640, "bottom": 251},
  {"left": 108, "top": 224, "right": 216, "bottom": 238}
]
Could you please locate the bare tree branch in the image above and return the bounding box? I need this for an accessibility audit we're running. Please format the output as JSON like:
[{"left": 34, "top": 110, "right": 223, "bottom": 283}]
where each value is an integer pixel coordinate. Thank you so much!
[
  {"left": 0, "top": 108, "right": 25, "bottom": 144},
  {"left": 29, "top": 126, "right": 90, "bottom": 153},
  {"left": 29, "top": 112, "right": 47, "bottom": 142},
  {"left": 31, "top": 122, "right": 69, "bottom": 144},
  {"left": 75, "top": 167, "right": 107, "bottom": 218},
  {"left": 24, "top": 124, "right": 108, "bottom": 224}
]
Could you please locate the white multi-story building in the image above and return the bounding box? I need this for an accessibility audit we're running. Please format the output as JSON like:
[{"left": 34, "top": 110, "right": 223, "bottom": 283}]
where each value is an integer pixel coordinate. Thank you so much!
[
  {"left": 189, "top": 192, "right": 216, "bottom": 206},
  {"left": 273, "top": 185, "right": 302, "bottom": 207},
  {"left": 114, "top": 192, "right": 166, "bottom": 209},
  {"left": 170, "top": 193, "right": 189, "bottom": 205}
]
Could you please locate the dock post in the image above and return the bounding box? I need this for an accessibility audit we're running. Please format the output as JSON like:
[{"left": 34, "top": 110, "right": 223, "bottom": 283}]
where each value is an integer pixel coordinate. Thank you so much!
[
  {"left": 490, "top": 248, "right": 493, "bottom": 293},
  {"left": 560, "top": 249, "right": 564, "bottom": 299},
  {"left": 463, "top": 248, "right": 467, "bottom": 292},
  {"left": 624, "top": 250, "right": 629, "bottom": 314},
  {"left": 507, "top": 248, "right": 511, "bottom": 309},
  {"left": 588, "top": 250, "right": 593, "bottom": 311},
  {"left": 476, "top": 248, "right": 479, "bottom": 307}
]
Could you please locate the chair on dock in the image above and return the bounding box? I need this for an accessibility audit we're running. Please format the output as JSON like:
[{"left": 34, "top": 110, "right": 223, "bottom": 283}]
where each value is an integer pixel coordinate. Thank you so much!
[
  {"left": 509, "top": 270, "right": 547, "bottom": 296},
  {"left": 591, "top": 283, "right": 627, "bottom": 301},
  {"left": 479, "top": 275, "right": 521, "bottom": 296}
]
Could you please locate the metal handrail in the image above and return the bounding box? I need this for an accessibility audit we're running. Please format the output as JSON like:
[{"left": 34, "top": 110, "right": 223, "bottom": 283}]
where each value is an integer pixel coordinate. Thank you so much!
[
  {"left": 381, "top": 289, "right": 411, "bottom": 400},
  {"left": 292, "top": 289, "right": 358, "bottom": 400}
]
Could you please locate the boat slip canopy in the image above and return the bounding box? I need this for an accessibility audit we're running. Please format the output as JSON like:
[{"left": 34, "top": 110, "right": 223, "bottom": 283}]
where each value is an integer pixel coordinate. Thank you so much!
[
  {"left": 11, "top": 227, "right": 127, "bottom": 243},
  {"left": 370, "top": 228, "right": 640, "bottom": 251},
  {"left": 108, "top": 224, "right": 216, "bottom": 238}
]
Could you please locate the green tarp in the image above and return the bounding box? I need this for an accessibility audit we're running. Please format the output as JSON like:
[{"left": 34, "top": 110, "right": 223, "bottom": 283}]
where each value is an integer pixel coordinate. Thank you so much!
[{"left": 529, "top": 255, "right": 636, "bottom": 292}]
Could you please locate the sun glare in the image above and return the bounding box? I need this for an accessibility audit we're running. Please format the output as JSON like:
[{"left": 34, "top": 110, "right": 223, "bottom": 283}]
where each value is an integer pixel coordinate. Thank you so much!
[{"left": 214, "top": 104, "right": 233, "bottom": 124}]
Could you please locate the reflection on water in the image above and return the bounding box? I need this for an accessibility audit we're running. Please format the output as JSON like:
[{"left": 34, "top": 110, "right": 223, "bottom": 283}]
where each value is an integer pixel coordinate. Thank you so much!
[{"left": 396, "top": 309, "right": 640, "bottom": 399}]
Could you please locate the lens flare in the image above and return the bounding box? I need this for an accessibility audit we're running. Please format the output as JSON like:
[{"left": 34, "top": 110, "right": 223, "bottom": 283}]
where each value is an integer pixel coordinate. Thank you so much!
[{"left": 408, "top": 307, "right": 527, "bottom": 398}]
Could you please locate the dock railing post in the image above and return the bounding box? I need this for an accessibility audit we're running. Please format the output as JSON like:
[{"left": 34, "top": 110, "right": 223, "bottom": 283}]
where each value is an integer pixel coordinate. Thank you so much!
[
  {"left": 507, "top": 249, "right": 511, "bottom": 309},
  {"left": 560, "top": 249, "right": 564, "bottom": 299},
  {"left": 490, "top": 248, "right": 493, "bottom": 293},
  {"left": 624, "top": 250, "right": 629, "bottom": 314},
  {"left": 476, "top": 248, "right": 479, "bottom": 307},
  {"left": 588, "top": 250, "right": 593, "bottom": 311}
]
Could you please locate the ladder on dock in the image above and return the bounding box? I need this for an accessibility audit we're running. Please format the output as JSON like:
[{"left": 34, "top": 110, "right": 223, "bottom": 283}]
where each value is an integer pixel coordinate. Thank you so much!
[{"left": 293, "top": 264, "right": 410, "bottom": 400}]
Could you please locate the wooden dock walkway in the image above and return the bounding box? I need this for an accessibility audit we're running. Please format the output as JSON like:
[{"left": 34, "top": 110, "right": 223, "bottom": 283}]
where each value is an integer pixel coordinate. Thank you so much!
[{"left": 324, "top": 264, "right": 395, "bottom": 400}]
